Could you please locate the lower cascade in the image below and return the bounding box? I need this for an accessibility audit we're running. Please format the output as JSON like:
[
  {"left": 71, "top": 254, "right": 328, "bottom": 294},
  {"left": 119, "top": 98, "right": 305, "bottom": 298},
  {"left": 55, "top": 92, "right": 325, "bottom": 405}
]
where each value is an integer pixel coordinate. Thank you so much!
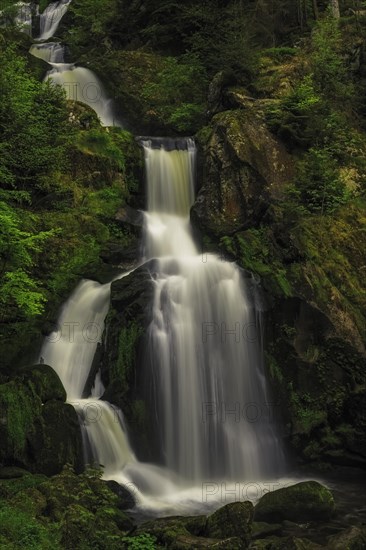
[{"left": 39, "top": 137, "right": 286, "bottom": 514}]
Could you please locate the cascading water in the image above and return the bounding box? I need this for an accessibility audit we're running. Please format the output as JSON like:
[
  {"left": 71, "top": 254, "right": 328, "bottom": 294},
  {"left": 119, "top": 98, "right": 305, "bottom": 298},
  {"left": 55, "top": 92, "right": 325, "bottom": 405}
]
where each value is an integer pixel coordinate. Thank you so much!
[
  {"left": 47, "top": 64, "right": 117, "bottom": 126},
  {"left": 30, "top": 42, "right": 65, "bottom": 63},
  {"left": 29, "top": 0, "right": 120, "bottom": 126},
  {"left": 36, "top": 136, "right": 286, "bottom": 516},
  {"left": 38, "top": 0, "right": 71, "bottom": 40},
  {"left": 38, "top": 277, "right": 137, "bottom": 479},
  {"left": 31, "top": 0, "right": 287, "bottom": 516},
  {"left": 142, "top": 138, "right": 285, "bottom": 483}
]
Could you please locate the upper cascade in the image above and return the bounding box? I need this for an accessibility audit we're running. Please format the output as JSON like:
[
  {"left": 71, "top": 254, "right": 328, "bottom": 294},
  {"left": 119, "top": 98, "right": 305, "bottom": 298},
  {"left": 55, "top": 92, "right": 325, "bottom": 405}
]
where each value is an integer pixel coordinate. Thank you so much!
[{"left": 38, "top": 0, "right": 71, "bottom": 40}]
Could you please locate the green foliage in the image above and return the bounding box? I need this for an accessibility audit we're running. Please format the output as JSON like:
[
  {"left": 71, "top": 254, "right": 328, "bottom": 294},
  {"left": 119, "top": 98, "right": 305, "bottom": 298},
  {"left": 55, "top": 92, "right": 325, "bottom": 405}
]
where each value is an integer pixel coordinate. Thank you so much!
[
  {"left": 121, "top": 533, "right": 157, "bottom": 549},
  {"left": 310, "top": 15, "right": 353, "bottom": 100},
  {"left": 0, "top": 202, "right": 56, "bottom": 320},
  {"left": 0, "top": 503, "right": 56, "bottom": 550},
  {"left": 296, "top": 147, "right": 350, "bottom": 213},
  {"left": 0, "top": 45, "right": 71, "bottom": 191},
  {"left": 141, "top": 54, "right": 207, "bottom": 132}
]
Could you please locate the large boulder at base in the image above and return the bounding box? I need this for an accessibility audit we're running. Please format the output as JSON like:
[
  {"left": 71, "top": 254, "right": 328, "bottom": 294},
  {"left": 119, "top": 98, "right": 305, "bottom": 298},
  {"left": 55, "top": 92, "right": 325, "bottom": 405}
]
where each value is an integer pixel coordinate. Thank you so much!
[
  {"left": 134, "top": 514, "right": 248, "bottom": 549},
  {"left": 192, "top": 109, "right": 294, "bottom": 237},
  {"left": 254, "top": 481, "right": 334, "bottom": 523},
  {"left": 205, "top": 501, "right": 254, "bottom": 543}
]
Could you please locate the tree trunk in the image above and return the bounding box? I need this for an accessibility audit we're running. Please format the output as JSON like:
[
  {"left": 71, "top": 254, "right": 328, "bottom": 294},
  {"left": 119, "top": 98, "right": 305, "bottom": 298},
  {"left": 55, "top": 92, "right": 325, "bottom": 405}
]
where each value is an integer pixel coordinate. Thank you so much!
[
  {"left": 312, "top": 0, "right": 319, "bottom": 19},
  {"left": 329, "top": 0, "right": 340, "bottom": 18}
]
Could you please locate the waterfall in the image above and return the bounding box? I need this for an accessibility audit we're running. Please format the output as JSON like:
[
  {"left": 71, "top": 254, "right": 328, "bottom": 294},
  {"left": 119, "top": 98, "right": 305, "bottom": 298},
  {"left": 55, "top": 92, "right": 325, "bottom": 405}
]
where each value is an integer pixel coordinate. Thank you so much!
[
  {"left": 38, "top": 0, "right": 71, "bottom": 40},
  {"left": 142, "top": 138, "right": 285, "bottom": 482},
  {"left": 46, "top": 65, "right": 118, "bottom": 127},
  {"left": 39, "top": 277, "right": 136, "bottom": 481},
  {"left": 29, "top": 0, "right": 120, "bottom": 127},
  {"left": 30, "top": 42, "right": 65, "bottom": 63},
  {"left": 32, "top": 0, "right": 286, "bottom": 515},
  {"left": 40, "top": 279, "right": 110, "bottom": 400}
]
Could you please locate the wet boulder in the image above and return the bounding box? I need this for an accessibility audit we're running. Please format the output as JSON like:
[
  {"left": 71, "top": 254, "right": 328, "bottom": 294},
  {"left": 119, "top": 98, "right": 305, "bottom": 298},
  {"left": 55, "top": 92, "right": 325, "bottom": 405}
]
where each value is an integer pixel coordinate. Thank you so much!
[
  {"left": 205, "top": 501, "right": 254, "bottom": 543},
  {"left": 254, "top": 481, "right": 334, "bottom": 523}
]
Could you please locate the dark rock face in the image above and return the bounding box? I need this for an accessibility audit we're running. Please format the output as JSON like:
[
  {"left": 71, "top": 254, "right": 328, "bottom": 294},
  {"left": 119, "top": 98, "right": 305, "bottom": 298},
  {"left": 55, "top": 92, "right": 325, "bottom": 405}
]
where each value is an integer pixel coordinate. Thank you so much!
[
  {"left": 191, "top": 109, "right": 294, "bottom": 237},
  {"left": 28, "top": 401, "right": 83, "bottom": 476},
  {"left": 0, "top": 366, "right": 82, "bottom": 474},
  {"left": 254, "top": 481, "right": 335, "bottom": 523},
  {"left": 100, "top": 263, "right": 155, "bottom": 459},
  {"left": 266, "top": 298, "right": 366, "bottom": 469}
]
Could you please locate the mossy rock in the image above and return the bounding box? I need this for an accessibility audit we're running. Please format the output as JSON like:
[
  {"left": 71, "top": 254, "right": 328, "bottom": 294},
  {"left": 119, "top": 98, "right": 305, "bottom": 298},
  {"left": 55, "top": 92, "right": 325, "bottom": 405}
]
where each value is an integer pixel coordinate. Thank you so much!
[
  {"left": 252, "top": 521, "right": 282, "bottom": 540},
  {"left": 327, "top": 525, "right": 366, "bottom": 549},
  {"left": 28, "top": 401, "right": 83, "bottom": 475},
  {"left": 205, "top": 501, "right": 254, "bottom": 542},
  {"left": 254, "top": 481, "right": 334, "bottom": 523},
  {"left": 0, "top": 378, "right": 42, "bottom": 465},
  {"left": 250, "top": 536, "right": 323, "bottom": 549},
  {"left": 191, "top": 109, "right": 294, "bottom": 237},
  {"left": 135, "top": 514, "right": 247, "bottom": 549},
  {"left": 0, "top": 467, "right": 29, "bottom": 479},
  {"left": 100, "top": 264, "right": 155, "bottom": 458},
  {"left": 20, "top": 364, "right": 67, "bottom": 403}
]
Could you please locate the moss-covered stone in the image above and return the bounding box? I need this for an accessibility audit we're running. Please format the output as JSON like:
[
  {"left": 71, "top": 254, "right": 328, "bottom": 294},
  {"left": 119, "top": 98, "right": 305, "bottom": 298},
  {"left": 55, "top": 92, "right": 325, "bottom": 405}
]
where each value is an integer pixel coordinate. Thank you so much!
[
  {"left": 205, "top": 501, "right": 253, "bottom": 542},
  {"left": 100, "top": 264, "right": 155, "bottom": 458},
  {"left": 28, "top": 400, "right": 83, "bottom": 475},
  {"left": 252, "top": 521, "right": 282, "bottom": 540},
  {"left": 135, "top": 513, "right": 248, "bottom": 549},
  {"left": 327, "top": 525, "right": 366, "bottom": 549},
  {"left": 20, "top": 364, "right": 67, "bottom": 403},
  {"left": 250, "top": 536, "right": 323, "bottom": 549},
  {"left": 0, "top": 373, "right": 82, "bottom": 474},
  {"left": 192, "top": 108, "right": 294, "bottom": 237},
  {"left": 254, "top": 481, "right": 334, "bottom": 523}
]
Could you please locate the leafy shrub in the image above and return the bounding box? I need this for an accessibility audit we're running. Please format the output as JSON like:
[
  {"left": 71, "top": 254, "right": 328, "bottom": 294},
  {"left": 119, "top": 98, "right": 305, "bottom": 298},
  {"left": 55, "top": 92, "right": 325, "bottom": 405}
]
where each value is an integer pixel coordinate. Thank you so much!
[{"left": 296, "top": 148, "right": 349, "bottom": 213}]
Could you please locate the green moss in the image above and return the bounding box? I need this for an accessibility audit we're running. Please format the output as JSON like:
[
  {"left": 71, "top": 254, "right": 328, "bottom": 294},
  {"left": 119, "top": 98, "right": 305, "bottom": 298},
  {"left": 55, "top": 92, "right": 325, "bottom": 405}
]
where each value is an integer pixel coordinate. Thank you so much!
[
  {"left": 112, "top": 323, "right": 143, "bottom": 391},
  {"left": 0, "top": 502, "right": 59, "bottom": 550},
  {"left": 265, "top": 352, "right": 283, "bottom": 385},
  {"left": 221, "top": 230, "right": 293, "bottom": 298},
  {"left": 0, "top": 380, "right": 41, "bottom": 458},
  {"left": 254, "top": 481, "right": 334, "bottom": 523}
]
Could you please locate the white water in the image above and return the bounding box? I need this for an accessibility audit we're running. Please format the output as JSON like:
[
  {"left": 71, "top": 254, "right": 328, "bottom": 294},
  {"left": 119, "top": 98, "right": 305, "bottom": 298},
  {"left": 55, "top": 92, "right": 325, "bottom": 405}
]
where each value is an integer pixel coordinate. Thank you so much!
[
  {"left": 47, "top": 65, "right": 117, "bottom": 126},
  {"left": 38, "top": 276, "right": 138, "bottom": 488},
  {"left": 30, "top": 42, "right": 65, "bottom": 63},
  {"left": 40, "top": 279, "right": 110, "bottom": 400},
  {"left": 142, "top": 139, "right": 285, "bottom": 483},
  {"left": 38, "top": 0, "right": 71, "bottom": 40},
  {"left": 29, "top": 0, "right": 119, "bottom": 127},
  {"left": 31, "top": 0, "right": 287, "bottom": 515},
  {"left": 37, "top": 138, "right": 287, "bottom": 516}
]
